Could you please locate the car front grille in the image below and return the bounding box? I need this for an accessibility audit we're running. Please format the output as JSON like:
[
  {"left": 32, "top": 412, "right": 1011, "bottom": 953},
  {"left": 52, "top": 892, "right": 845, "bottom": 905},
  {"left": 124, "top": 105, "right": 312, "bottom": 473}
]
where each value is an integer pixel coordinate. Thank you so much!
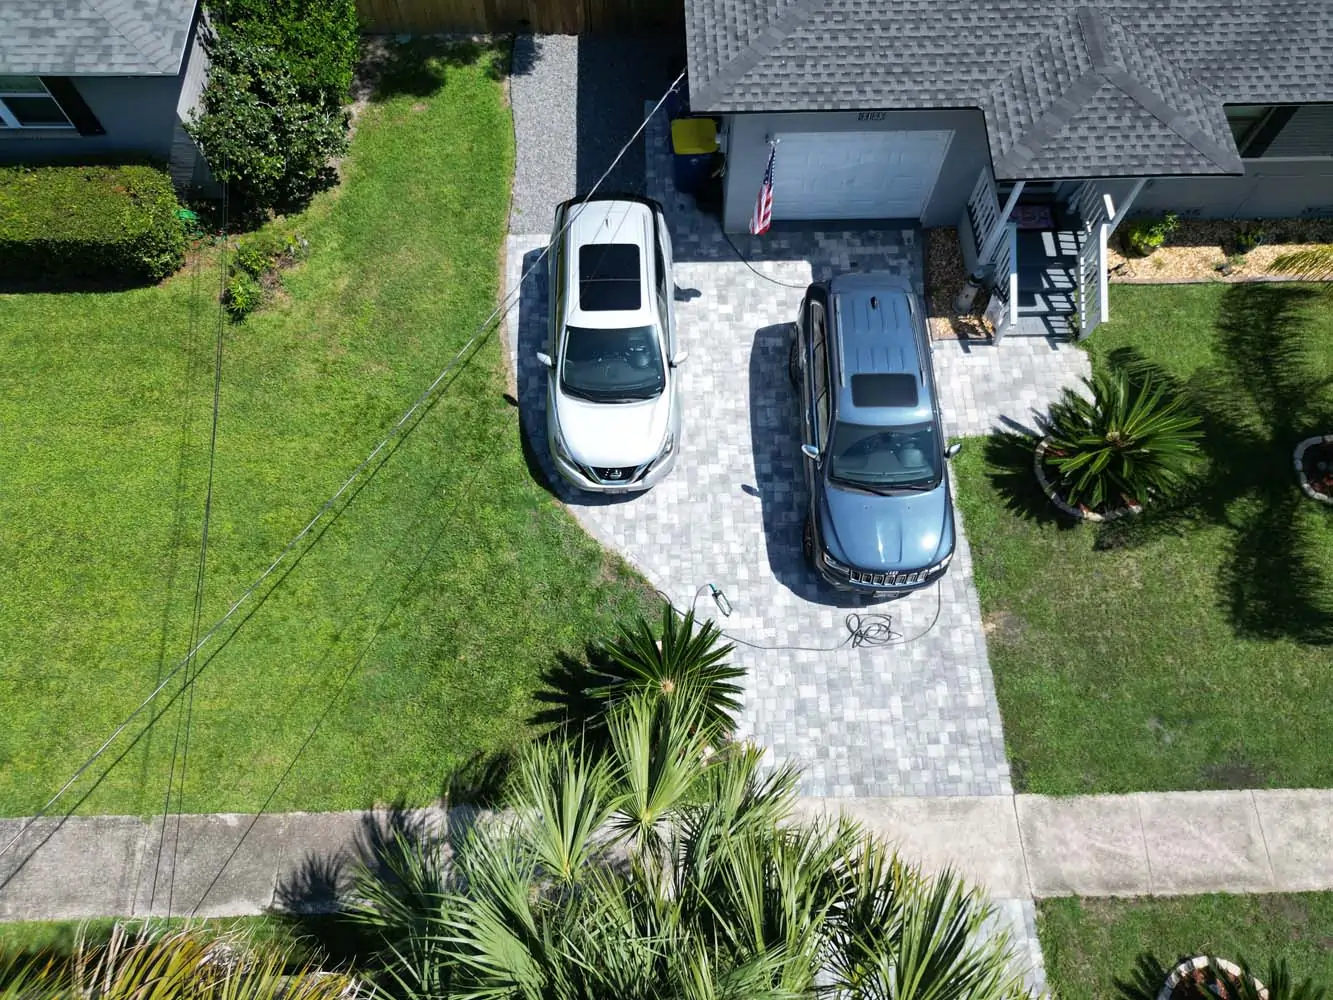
[
  {"left": 849, "top": 568, "right": 926, "bottom": 588},
  {"left": 590, "top": 465, "right": 640, "bottom": 485}
]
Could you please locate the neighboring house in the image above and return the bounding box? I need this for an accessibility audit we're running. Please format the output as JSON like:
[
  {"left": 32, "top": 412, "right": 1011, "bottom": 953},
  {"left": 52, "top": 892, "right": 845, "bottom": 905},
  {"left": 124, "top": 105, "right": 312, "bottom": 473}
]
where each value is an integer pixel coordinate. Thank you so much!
[
  {"left": 0, "top": 0, "right": 211, "bottom": 189},
  {"left": 683, "top": 0, "right": 1333, "bottom": 338}
]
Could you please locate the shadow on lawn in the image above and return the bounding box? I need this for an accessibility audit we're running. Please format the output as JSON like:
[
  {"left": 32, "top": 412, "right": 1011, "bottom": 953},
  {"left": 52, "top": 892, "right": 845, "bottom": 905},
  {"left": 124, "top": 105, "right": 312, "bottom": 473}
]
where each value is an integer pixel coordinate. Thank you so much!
[
  {"left": 978, "top": 428, "right": 1078, "bottom": 529},
  {"left": 1094, "top": 284, "right": 1333, "bottom": 645},
  {"left": 358, "top": 36, "right": 507, "bottom": 105}
]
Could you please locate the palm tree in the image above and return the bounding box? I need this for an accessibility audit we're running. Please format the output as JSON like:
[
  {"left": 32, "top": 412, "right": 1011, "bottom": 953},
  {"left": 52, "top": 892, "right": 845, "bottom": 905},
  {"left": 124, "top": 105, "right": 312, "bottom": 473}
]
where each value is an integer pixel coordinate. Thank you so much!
[
  {"left": 351, "top": 695, "right": 1032, "bottom": 1000},
  {"left": 1118, "top": 954, "right": 1326, "bottom": 1000},
  {"left": 592, "top": 606, "right": 744, "bottom": 741},
  {"left": 1269, "top": 247, "right": 1333, "bottom": 280},
  {"left": 0, "top": 924, "right": 356, "bottom": 1000}
]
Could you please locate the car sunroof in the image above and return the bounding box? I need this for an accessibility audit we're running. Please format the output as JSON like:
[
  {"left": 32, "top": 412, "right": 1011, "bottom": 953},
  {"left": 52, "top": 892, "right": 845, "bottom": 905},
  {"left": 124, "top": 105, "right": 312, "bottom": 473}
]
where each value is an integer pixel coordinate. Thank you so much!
[
  {"left": 850, "top": 373, "right": 918, "bottom": 407},
  {"left": 579, "top": 243, "right": 641, "bottom": 311}
]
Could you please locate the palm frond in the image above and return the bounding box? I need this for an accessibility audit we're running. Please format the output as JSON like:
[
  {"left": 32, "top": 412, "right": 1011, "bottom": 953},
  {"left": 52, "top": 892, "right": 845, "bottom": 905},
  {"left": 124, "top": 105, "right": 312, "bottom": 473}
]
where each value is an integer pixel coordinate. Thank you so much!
[
  {"left": 1268, "top": 246, "right": 1333, "bottom": 280},
  {"left": 514, "top": 738, "right": 616, "bottom": 885},
  {"left": 595, "top": 606, "right": 744, "bottom": 739}
]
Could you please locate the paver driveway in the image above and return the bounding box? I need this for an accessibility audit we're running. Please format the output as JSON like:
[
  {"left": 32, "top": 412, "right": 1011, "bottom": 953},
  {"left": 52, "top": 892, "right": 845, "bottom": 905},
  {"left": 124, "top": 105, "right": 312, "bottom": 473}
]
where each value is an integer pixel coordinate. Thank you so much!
[{"left": 505, "top": 115, "right": 1021, "bottom": 798}]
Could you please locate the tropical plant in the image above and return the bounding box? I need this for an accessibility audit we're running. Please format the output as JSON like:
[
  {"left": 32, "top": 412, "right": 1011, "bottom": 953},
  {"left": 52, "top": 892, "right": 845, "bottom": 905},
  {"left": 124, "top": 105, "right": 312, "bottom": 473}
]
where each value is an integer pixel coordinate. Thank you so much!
[
  {"left": 0, "top": 924, "right": 355, "bottom": 1000},
  {"left": 591, "top": 605, "right": 744, "bottom": 740},
  {"left": 1117, "top": 954, "right": 1326, "bottom": 1000},
  {"left": 1269, "top": 245, "right": 1333, "bottom": 280},
  {"left": 1043, "top": 364, "right": 1203, "bottom": 510},
  {"left": 351, "top": 694, "right": 1032, "bottom": 1000},
  {"left": 1123, "top": 213, "right": 1179, "bottom": 256}
]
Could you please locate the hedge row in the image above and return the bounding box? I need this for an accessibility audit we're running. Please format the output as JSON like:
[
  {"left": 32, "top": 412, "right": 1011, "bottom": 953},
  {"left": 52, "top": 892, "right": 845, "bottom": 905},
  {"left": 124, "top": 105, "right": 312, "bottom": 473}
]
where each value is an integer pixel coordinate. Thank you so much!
[{"left": 0, "top": 164, "right": 185, "bottom": 285}]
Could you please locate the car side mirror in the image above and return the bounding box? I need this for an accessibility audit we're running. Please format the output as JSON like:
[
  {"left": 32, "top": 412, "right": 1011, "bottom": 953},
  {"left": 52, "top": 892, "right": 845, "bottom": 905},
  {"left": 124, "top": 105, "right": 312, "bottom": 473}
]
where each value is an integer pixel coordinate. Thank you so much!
[
  {"left": 801, "top": 443, "right": 819, "bottom": 461},
  {"left": 536, "top": 351, "right": 553, "bottom": 369},
  {"left": 945, "top": 442, "right": 962, "bottom": 459},
  {"left": 670, "top": 349, "right": 689, "bottom": 367}
]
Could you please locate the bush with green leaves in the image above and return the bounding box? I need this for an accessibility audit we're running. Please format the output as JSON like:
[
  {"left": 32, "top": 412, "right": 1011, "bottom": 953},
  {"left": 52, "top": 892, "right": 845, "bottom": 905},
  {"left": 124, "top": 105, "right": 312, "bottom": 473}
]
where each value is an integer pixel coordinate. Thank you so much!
[
  {"left": 188, "top": 0, "right": 357, "bottom": 216},
  {"left": 1123, "top": 212, "right": 1179, "bottom": 256},
  {"left": 1043, "top": 363, "right": 1202, "bottom": 510},
  {"left": 0, "top": 164, "right": 185, "bottom": 286},
  {"left": 224, "top": 271, "right": 263, "bottom": 319},
  {"left": 351, "top": 694, "right": 1032, "bottom": 1000},
  {"left": 208, "top": 0, "right": 359, "bottom": 103}
]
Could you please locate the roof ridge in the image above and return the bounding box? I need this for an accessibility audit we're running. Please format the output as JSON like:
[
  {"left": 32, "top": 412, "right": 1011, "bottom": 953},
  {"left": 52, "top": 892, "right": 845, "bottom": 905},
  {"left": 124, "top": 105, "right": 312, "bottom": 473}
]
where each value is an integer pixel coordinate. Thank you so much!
[
  {"left": 689, "top": 0, "right": 827, "bottom": 111},
  {"left": 1087, "top": 10, "right": 1240, "bottom": 171},
  {"left": 990, "top": 4, "right": 1239, "bottom": 175},
  {"left": 85, "top": 0, "right": 180, "bottom": 73}
]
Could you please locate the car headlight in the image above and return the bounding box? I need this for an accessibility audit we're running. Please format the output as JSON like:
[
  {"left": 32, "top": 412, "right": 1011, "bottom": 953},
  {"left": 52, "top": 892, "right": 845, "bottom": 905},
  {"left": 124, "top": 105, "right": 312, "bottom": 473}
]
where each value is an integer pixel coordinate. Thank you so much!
[
  {"left": 644, "top": 432, "right": 676, "bottom": 473},
  {"left": 927, "top": 552, "right": 954, "bottom": 575},
  {"left": 821, "top": 551, "right": 848, "bottom": 573},
  {"left": 551, "top": 421, "right": 572, "bottom": 459}
]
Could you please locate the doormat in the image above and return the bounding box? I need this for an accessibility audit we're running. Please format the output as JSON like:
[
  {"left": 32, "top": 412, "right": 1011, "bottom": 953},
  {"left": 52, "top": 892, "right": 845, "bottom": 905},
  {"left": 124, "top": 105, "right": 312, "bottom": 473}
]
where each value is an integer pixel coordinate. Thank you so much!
[{"left": 1013, "top": 204, "right": 1054, "bottom": 230}]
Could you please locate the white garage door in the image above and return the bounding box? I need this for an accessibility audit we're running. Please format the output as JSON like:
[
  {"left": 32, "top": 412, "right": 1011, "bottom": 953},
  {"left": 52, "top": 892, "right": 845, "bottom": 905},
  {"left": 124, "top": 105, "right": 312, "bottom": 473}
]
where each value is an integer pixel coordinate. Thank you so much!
[{"left": 772, "top": 130, "right": 954, "bottom": 221}]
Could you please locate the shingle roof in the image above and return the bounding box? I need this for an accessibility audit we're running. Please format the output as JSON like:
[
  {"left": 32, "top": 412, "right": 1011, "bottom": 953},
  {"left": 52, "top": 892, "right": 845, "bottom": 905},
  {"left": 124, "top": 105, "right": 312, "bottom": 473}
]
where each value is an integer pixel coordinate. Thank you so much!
[
  {"left": 685, "top": 0, "right": 1333, "bottom": 179},
  {"left": 0, "top": 0, "right": 197, "bottom": 76}
]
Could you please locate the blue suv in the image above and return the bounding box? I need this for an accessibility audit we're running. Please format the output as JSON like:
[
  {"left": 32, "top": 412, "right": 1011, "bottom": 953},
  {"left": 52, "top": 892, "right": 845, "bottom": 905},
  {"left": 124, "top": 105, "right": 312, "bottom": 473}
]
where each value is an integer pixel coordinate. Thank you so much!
[{"left": 788, "top": 272, "right": 960, "bottom": 595}]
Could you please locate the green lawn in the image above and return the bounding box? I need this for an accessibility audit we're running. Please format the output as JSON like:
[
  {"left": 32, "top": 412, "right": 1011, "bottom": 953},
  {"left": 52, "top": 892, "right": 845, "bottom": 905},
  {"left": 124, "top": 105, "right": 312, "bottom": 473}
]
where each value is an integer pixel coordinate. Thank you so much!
[
  {"left": 0, "top": 40, "right": 650, "bottom": 817},
  {"left": 955, "top": 282, "right": 1333, "bottom": 794},
  {"left": 1039, "top": 894, "right": 1333, "bottom": 1000}
]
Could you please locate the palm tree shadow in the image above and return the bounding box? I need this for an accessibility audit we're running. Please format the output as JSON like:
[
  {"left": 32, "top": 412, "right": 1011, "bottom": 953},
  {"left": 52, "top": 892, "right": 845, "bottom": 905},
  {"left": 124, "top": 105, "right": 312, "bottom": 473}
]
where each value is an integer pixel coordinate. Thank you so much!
[
  {"left": 1115, "top": 953, "right": 1172, "bottom": 1000},
  {"left": 979, "top": 429, "right": 1078, "bottom": 528},
  {"left": 1191, "top": 283, "right": 1333, "bottom": 644}
]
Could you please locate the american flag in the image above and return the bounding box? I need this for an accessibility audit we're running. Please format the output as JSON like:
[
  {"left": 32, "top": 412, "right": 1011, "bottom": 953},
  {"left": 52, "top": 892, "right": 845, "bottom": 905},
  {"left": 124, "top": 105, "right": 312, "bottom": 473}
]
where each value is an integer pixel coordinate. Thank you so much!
[{"left": 749, "top": 142, "right": 776, "bottom": 235}]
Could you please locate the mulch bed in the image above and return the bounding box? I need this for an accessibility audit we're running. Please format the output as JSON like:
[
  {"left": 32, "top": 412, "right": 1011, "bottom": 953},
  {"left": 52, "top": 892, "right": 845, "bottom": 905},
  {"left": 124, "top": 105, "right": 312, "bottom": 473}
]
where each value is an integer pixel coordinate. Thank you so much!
[
  {"left": 924, "top": 226, "right": 993, "bottom": 341},
  {"left": 1109, "top": 218, "right": 1333, "bottom": 283}
]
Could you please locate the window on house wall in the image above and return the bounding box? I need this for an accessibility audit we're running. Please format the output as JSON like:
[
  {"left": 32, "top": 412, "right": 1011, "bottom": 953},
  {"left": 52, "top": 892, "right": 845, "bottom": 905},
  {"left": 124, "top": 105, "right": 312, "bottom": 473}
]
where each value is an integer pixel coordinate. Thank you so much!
[
  {"left": 0, "top": 76, "right": 75, "bottom": 129},
  {"left": 1225, "top": 104, "right": 1298, "bottom": 158}
]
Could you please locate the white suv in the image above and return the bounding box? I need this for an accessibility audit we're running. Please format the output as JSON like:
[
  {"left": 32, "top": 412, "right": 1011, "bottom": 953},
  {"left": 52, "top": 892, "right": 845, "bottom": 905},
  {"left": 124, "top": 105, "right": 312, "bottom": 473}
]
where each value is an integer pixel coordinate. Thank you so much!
[{"left": 538, "top": 195, "right": 685, "bottom": 493}]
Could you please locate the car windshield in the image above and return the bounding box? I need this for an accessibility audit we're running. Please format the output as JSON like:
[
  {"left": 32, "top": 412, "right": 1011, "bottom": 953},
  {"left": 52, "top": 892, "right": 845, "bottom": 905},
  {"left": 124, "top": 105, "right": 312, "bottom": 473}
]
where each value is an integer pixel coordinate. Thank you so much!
[
  {"left": 561, "top": 325, "right": 665, "bottom": 402},
  {"left": 827, "top": 420, "right": 941, "bottom": 490}
]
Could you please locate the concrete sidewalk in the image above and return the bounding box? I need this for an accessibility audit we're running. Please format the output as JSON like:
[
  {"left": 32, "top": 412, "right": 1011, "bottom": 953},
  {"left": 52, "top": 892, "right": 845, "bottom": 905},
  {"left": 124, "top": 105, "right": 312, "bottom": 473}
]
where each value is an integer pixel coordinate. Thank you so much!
[{"left": 3, "top": 790, "right": 1332, "bottom": 921}]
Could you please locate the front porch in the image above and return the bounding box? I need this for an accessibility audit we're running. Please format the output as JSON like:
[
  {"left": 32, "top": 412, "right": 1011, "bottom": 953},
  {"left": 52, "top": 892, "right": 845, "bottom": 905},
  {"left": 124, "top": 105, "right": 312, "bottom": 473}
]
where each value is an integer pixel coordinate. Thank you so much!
[{"left": 960, "top": 170, "right": 1149, "bottom": 342}]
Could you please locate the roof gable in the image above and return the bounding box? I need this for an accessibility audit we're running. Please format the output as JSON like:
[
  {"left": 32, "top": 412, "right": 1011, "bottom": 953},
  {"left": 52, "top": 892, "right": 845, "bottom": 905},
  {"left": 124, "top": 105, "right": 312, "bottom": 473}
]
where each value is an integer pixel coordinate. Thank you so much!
[{"left": 685, "top": 0, "right": 1333, "bottom": 179}]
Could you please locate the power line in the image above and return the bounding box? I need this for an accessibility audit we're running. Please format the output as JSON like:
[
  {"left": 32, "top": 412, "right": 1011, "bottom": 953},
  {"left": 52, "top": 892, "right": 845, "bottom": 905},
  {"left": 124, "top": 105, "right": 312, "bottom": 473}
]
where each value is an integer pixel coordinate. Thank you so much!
[{"left": 0, "top": 68, "right": 685, "bottom": 868}]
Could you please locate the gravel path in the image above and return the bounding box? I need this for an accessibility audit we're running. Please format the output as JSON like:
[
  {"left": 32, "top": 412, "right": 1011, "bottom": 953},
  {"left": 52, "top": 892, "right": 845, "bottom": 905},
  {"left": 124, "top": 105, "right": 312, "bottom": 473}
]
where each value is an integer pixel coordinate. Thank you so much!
[{"left": 509, "top": 35, "right": 684, "bottom": 235}]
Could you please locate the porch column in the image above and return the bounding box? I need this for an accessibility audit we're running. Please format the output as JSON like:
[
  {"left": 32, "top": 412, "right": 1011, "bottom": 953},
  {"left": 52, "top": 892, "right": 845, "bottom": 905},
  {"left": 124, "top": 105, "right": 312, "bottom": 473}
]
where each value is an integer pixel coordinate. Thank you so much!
[{"left": 1107, "top": 178, "right": 1147, "bottom": 234}]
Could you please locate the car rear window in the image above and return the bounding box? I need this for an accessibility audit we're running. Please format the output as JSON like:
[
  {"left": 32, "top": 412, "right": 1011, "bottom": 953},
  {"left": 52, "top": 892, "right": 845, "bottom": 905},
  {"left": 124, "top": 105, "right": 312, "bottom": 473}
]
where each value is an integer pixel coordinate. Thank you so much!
[
  {"left": 850, "top": 373, "right": 918, "bottom": 408},
  {"left": 579, "top": 243, "right": 641, "bottom": 311}
]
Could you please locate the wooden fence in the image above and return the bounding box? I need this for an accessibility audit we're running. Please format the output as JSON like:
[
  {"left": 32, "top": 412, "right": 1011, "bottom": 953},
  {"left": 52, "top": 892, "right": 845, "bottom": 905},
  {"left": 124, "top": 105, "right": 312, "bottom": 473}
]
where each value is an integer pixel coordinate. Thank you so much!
[{"left": 356, "top": 0, "right": 683, "bottom": 34}]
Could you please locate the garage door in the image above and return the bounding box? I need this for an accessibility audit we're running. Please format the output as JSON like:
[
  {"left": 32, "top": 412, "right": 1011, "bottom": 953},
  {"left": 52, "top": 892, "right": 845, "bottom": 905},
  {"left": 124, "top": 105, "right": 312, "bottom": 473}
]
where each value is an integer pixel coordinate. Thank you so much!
[{"left": 772, "top": 130, "right": 954, "bottom": 221}]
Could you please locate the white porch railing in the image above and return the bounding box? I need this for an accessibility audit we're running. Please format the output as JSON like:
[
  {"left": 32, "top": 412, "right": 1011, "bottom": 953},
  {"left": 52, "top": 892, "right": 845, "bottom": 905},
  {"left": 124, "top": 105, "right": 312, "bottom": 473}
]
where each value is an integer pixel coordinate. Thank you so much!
[
  {"left": 985, "top": 222, "right": 1019, "bottom": 341},
  {"left": 1068, "top": 178, "right": 1145, "bottom": 339}
]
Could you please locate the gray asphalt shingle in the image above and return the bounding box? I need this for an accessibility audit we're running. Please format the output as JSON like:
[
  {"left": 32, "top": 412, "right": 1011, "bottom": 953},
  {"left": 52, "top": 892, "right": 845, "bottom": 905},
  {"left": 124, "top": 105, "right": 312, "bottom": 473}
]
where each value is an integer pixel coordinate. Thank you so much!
[
  {"left": 0, "top": 0, "right": 197, "bottom": 76},
  {"left": 685, "top": 0, "right": 1333, "bottom": 179}
]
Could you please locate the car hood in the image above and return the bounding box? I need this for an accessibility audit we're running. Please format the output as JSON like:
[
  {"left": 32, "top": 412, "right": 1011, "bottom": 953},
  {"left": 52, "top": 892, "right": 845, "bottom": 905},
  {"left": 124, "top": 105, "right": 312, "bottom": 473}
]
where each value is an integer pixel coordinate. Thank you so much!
[
  {"left": 553, "top": 388, "right": 670, "bottom": 467},
  {"left": 818, "top": 478, "right": 954, "bottom": 571}
]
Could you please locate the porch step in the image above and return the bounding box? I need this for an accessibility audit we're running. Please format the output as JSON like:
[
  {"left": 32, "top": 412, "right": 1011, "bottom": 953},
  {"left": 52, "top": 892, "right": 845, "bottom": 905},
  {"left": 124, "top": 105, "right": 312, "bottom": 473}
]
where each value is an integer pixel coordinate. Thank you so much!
[
  {"left": 1016, "top": 227, "right": 1080, "bottom": 319},
  {"left": 1003, "top": 314, "right": 1077, "bottom": 339}
]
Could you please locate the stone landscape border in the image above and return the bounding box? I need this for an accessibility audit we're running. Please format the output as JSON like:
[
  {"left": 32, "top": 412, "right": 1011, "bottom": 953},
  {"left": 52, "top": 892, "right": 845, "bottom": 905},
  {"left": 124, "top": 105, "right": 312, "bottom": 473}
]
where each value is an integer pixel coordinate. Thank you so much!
[
  {"left": 1033, "top": 437, "right": 1143, "bottom": 522},
  {"left": 1294, "top": 435, "right": 1333, "bottom": 505}
]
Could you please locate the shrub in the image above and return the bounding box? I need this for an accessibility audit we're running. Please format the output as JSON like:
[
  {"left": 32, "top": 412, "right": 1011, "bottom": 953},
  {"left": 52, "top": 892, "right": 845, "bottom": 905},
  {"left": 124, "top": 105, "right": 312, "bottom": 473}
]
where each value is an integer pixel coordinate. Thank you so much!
[
  {"left": 1123, "top": 212, "right": 1179, "bottom": 256},
  {"left": 1234, "top": 226, "right": 1267, "bottom": 255},
  {"left": 209, "top": 0, "right": 359, "bottom": 105},
  {"left": 188, "top": 39, "right": 349, "bottom": 215},
  {"left": 1043, "top": 363, "right": 1202, "bottom": 510},
  {"left": 225, "top": 270, "right": 263, "bottom": 319},
  {"left": 0, "top": 164, "right": 185, "bottom": 285},
  {"left": 189, "top": 0, "right": 357, "bottom": 216}
]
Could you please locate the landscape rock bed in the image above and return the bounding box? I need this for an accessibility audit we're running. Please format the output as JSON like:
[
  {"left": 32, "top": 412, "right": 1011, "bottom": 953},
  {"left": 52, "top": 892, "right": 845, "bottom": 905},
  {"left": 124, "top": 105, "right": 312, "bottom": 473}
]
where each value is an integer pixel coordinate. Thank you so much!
[{"left": 1109, "top": 218, "right": 1333, "bottom": 283}]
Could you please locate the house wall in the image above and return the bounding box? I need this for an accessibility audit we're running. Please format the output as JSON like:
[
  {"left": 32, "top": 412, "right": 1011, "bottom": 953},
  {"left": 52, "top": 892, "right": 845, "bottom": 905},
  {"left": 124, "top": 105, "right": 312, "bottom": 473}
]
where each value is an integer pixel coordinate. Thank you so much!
[
  {"left": 0, "top": 75, "right": 180, "bottom": 164},
  {"left": 721, "top": 109, "right": 991, "bottom": 232},
  {"left": 1134, "top": 158, "right": 1333, "bottom": 219},
  {"left": 170, "top": 9, "right": 214, "bottom": 190}
]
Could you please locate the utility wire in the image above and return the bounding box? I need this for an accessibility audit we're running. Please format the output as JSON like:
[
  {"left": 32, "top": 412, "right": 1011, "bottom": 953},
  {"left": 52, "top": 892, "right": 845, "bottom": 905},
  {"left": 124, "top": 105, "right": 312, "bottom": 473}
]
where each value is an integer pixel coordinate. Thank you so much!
[{"left": 0, "top": 67, "right": 686, "bottom": 868}]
